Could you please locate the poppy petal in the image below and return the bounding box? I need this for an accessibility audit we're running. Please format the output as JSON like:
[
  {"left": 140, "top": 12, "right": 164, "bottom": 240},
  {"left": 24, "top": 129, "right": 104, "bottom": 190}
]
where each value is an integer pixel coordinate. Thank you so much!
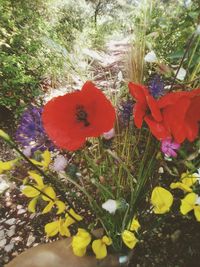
[
  {"left": 129, "top": 82, "right": 147, "bottom": 104},
  {"left": 133, "top": 103, "right": 146, "bottom": 128},
  {"left": 144, "top": 115, "right": 170, "bottom": 140}
]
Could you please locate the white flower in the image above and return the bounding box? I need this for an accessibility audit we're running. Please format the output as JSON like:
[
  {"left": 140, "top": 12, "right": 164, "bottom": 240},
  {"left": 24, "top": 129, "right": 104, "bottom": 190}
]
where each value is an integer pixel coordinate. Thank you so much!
[
  {"left": 102, "top": 199, "right": 118, "bottom": 214},
  {"left": 103, "top": 128, "right": 115, "bottom": 140},
  {"left": 0, "top": 177, "right": 9, "bottom": 194},
  {"left": 144, "top": 51, "right": 157, "bottom": 63},
  {"left": 53, "top": 155, "right": 68, "bottom": 172},
  {"left": 176, "top": 67, "right": 186, "bottom": 81}
]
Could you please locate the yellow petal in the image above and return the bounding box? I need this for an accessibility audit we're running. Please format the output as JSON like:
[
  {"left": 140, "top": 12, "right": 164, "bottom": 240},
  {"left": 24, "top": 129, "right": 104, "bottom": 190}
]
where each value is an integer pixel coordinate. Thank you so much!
[
  {"left": 181, "top": 172, "right": 197, "bottom": 187},
  {"left": 42, "top": 186, "right": 56, "bottom": 201},
  {"left": 45, "top": 221, "right": 59, "bottom": 237},
  {"left": 42, "top": 201, "right": 54, "bottom": 214},
  {"left": 42, "top": 150, "right": 51, "bottom": 169},
  {"left": 72, "top": 229, "right": 91, "bottom": 257},
  {"left": 55, "top": 201, "right": 65, "bottom": 214},
  {"left": 102, "top": 236, "right": 112, "bottom": 245},
  {"left": 151, "top": 186, "right": 173, "bottom": 214},
  {"left": 65, "top": 209, "right": 83, "bottom": 226},
  {"left": 170, "top": 182, "right": 192, "bottom": 193},
  {"left": 194, "top": 206, "right": 200, "bottom": 222},
  {"left": 92, "top": 240, "right": 107, "bottom": 259},
  {"left": 0, "top": 159, "right": 18, "bottom": 174},
  {"left": 180, "top": 193, "right": 197, "bottom": 215},
  {"left": 28, "top": 171, "right": 44, "bottom": 187},
  {"left": 122, "top": 230, "right": 138, "bottom": 249},
  {"left": 129, "top": 218, "right": 140, "bottom": 232},
  {"left": 22, "top": 185, "right": 40, "bottom": 198},
  {"left": 72, "top": 246, "right": 87, "bottom": 257},
  {"left": 28, "top": 197, "right": 38, "bottom": 213},
  {"left": 59, "top": 219, "right": 71, "bottom": 237}
]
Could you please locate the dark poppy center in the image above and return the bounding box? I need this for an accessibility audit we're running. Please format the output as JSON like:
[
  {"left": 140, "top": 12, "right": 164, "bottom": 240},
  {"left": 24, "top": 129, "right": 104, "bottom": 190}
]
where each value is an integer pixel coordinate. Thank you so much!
[{"left": 75, "top": 105, "right": 90, "bottom": 127}]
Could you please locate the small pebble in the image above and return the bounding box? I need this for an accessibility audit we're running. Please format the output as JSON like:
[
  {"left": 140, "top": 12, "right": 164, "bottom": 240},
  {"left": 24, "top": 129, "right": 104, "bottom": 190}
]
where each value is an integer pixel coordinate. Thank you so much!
[
  {"left": 17, "top": 209, "right": 26, "bottom": 215},
  {"left": 7, "top": 226, "right": 16, "bottom": 237},
  {"left": 29, "top": 213, "right": 36, "bottom": 219},
  {"left": 11, "top": 236, "right": 23, "bottom": 242},
  {"left": 26, "top": 233, "right": 36, "bottom": 246},
  {"left": 5, "top": 218, "right": 16, "bottom": 225},
  {"left": 0, "top": 238, "right": 7, "bottom": 247},
  {"left": 3, "top": 256, "right": 9, "bottom": 263},
  {"left": 0, "top": 229, "right": 5, "bottom": 239},
  {"left": 4, "top": 243, "right": 14, "bottom": 252},
  {"left": 5, "top": 201, "right": 12, "bottom": 207}
]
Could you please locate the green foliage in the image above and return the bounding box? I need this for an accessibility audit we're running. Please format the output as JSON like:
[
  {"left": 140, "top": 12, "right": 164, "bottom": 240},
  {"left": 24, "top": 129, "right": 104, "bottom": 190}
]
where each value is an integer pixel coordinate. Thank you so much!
[
  {"left": 0, "top": 0, "right": 49, "bottom": 113},
  {"left": 0, "top": 0, "right": 89, "bottom": 115},
  {"left": 147, "top": 0, "right": 200, "bottom": 68},
  {"left": 50, "top": 1, "right": 86, "bottom": 51}
]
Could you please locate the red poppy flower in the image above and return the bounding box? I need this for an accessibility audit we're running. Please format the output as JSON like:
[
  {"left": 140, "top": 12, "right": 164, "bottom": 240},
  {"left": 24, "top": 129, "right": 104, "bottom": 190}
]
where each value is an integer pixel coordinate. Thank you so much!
[
  {"left": 129, "top": 81, "right": 200, "bottom": 143},
  {"left": 42, "top": 81, "right": 116, "bottom": 151},
  {"left": 158, "top": 89, "right": 200, "bottom": 143},
  {"left": 129, "top": 82, "right": 169, "bottom": 139}
]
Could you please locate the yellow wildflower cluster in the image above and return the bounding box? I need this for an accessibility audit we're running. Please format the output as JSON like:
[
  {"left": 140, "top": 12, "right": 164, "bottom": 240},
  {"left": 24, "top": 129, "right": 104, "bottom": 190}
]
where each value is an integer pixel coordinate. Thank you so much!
[
  {"left": 151, "top": 170, "right": 200, "bottom": 222},
  {"left": 71, "top": 229, "right": 112, "bottom": 259},
  {"left": 170, "top": 171, "right": 200, "bottom": 222}
]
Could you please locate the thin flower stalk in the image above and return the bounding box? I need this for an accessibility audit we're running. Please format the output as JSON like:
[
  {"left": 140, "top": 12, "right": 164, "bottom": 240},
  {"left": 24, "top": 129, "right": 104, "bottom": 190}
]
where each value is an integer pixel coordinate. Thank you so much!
[{"left": 170, "top": 33, "right": 195, "bottom": 91}]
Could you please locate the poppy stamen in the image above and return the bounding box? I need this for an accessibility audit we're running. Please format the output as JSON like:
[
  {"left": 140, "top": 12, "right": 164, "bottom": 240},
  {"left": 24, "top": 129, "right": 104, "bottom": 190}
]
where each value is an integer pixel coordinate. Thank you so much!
[{"left": 76, "top": 105, "right": 90, "bottom": 127}]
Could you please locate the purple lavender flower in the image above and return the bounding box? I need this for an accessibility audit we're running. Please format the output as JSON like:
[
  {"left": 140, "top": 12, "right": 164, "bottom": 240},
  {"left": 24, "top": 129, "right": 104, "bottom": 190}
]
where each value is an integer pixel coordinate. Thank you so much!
[
  {"left": 15, "top": 105, "right": 54, "bottom": 153},
  {"left": 161, "top": 138, "right": 180, "bottom": 158},
  {"left": 149, "top": 75, "right": 164, "bottom": 98},
  {"left": 118, "top": 100, "right": 133, "bottom": 127}
]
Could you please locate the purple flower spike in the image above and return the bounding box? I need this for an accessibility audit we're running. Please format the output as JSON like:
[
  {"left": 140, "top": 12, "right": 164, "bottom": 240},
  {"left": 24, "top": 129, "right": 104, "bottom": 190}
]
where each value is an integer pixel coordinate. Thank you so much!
[
  {"left": 118, "top": 100, "right": 133, "bottom": 127},
  {"left": 15, "top": 105, "right": 54, "bottom": 153},
  {"left": 149, "top": 75, "right": 164, "bottom": 98},
  {"left": 161, "top": 138, "right": 180, "bottom": 158}
]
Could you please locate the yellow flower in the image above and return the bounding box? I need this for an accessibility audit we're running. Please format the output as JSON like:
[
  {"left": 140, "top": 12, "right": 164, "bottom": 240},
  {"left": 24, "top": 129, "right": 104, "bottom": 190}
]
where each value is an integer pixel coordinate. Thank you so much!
[
  {"left": 65, "top": 209, "right": 83, "bottom": 227},
  {"left": 22, "top": 172, "right": 45, "bottom": 198},
  {"left": 30, "top": 150, "right": 51, "bottom": 170},
  {"left": 41, "top": 186, "right": 65, "bottom": 215},
  {"left": 129, "top": 218, "right": 140, "bottom": 232},
  {"left": 22, "top": 171, "right": 45, "bottom": 212},
  {"left": 92, "top": 236, "right": 112, "bottom": 259},
  {"left": 170, "top": 171, "right": 197, "bottom": 192},
  {"left": 151, "top": 186, "right": 173, "bottom": 214},
  {"left": 23, "top": 171, "right": 65, "bottom": 214},
  {"left": 72, "top": 229, "right": 91, "bottom": 257},
  {"left": 45, "top": 217, "right": 71, "bottom": 237},
  {"left": 180, "top": 193, "right": 200, "bottom": 222},
  {"left": 122, "top": 230, "right": 138, "bottom": 249},
  {"left": 0, "top": 159, "right": 18, "bottom": 174}
]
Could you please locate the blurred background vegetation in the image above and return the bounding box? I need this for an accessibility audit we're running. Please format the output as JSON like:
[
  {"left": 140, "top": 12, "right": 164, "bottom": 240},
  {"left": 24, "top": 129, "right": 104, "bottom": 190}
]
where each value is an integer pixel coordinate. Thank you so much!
[{"left": 0, "top": 0, "right": 199, "bottom": 116}]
